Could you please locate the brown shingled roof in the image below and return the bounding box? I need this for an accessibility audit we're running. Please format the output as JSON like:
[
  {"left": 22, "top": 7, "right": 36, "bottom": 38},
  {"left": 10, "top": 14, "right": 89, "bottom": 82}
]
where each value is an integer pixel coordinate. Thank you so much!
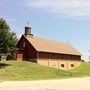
[{"left": 24, "top": 35, "right": 81, "bottom": 56}]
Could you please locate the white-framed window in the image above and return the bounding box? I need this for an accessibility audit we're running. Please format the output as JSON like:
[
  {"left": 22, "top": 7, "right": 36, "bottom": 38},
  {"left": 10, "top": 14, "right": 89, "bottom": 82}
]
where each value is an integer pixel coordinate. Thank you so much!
[
  {"left": 52, "top": 64, "right": 56, "bottom": 67},
  {"left": 23, "top": 42, "right": 25, "bottom": 47}
]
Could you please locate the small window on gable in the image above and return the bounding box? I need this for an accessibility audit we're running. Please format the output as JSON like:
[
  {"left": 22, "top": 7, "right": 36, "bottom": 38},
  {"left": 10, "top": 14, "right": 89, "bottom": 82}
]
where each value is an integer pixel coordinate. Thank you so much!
[
  {"left": 23, "top": 42, "right": 25, "bottom": 47},
  {"left": 71, "top": 64, "right": 74, "bottom": 67},
  {"left": 61, "top": 64, "right": 64, "bottom": 67}
]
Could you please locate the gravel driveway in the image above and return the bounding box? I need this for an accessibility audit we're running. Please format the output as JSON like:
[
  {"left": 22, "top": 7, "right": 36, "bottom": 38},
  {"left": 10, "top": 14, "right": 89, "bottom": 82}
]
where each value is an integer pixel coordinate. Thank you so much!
[{"left": 0, "top": 77, "right": 90, "bottom": 90}]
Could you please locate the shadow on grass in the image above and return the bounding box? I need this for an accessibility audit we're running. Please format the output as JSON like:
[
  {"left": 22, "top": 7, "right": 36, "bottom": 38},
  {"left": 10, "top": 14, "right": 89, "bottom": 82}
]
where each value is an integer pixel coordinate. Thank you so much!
[{"left": 0, "top": 63, "right": 11, "bottom": 69}]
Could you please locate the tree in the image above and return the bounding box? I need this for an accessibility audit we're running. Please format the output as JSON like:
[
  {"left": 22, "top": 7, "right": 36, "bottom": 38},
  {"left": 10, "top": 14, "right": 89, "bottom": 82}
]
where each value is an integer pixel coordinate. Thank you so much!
[{"left": 0, "top": 18, "right": 18, "bottom": 59}]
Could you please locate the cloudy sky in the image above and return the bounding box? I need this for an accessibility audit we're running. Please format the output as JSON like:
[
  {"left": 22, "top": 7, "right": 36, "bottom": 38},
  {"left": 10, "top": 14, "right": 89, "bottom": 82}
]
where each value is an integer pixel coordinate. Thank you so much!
[{"left": 0, "top": 0, "right": 90, "bottom": 61}]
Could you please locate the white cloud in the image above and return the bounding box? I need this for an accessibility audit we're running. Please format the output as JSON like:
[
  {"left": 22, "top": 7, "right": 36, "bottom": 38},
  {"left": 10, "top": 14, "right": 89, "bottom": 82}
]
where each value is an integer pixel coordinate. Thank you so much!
[{"left": 23, "top": 0, "right": 90, "bottom": 17}]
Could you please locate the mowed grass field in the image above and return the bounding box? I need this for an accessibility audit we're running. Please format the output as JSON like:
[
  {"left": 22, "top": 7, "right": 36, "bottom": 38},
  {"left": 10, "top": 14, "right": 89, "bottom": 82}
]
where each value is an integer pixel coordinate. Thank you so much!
[{"left": 0, "top": 61, "right": 90, "bottom": 80}]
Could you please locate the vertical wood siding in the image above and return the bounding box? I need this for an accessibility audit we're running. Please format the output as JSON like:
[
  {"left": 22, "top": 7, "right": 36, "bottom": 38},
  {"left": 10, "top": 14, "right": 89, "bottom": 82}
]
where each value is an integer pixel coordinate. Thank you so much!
[
  {"left": 38, "top": 52, "right": 81, "bottom": 70},
  {"left": 16, "top": 36, "right": 37, "bottom": 61}
]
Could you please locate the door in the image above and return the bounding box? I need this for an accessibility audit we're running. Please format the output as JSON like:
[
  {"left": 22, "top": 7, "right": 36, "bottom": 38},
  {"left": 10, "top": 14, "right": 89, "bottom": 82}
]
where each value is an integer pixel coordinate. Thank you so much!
[{"left": 16, "top": 50, "right": 24, "bottom": 60}]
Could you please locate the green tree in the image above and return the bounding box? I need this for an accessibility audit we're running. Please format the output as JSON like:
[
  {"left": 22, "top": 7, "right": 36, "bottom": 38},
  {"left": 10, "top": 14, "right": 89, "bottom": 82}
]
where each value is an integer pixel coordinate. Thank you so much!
[{"left": 0, "top": 18, "right": 18, "bottom": 59}]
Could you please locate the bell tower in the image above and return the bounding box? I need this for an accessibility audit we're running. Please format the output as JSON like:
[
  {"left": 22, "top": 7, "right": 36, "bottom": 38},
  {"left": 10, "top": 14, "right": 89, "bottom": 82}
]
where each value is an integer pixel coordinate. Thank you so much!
[{"left": 24, "top": 23, "right": 33, "bottom": 37}]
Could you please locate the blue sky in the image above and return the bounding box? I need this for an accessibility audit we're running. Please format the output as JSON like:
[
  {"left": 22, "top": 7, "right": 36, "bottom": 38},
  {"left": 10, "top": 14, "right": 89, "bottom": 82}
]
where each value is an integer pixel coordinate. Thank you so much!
[{"left": 0, "top": 0, "right": 90, "bottom": 61}]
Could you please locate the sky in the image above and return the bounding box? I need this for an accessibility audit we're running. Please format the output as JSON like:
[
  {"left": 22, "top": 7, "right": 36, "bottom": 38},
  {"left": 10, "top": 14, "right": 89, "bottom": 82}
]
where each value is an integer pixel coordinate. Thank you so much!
[{"left": 0, "top": 0, "right": 90, "bottom": 61}]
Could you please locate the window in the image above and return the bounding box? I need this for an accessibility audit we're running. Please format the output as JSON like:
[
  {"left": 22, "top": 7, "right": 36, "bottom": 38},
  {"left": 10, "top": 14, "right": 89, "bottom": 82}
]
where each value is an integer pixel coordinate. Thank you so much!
[
  {"left": 61, "top": 64, "right": 64, "bottom": 67},
  {"left": 23, "top": 42, "right": 25, "bottom": 47},
  {"left": 52, "top": 64, "right": 56, "bottom": 67},
  {"left": 71, "top": 64, "right": 74, "bottom": 67}
]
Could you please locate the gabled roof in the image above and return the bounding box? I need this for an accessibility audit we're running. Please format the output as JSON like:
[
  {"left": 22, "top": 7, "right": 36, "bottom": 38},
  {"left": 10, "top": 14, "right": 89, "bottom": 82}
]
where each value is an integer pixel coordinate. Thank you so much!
[{"left": 23, "top": 35, "right": 81, "bottom": 56}]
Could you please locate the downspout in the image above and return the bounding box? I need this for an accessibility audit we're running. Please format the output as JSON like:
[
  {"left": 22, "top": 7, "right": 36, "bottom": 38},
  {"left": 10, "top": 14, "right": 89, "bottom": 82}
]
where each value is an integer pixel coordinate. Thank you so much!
[
  {"left": 48, "top": 53, "right": 50, "bottom": 67},
  {"left": 58, "top": 57, "right": 60, "bottom": 69},
  {"left": 37, "top": 51, "right": 39, "bottom": 63},
  {"left": 74, "top": 56, "right": 76, "bottom": 68},
  {"left": 67, "top": 56, "right": 68, "bottom": 70}
]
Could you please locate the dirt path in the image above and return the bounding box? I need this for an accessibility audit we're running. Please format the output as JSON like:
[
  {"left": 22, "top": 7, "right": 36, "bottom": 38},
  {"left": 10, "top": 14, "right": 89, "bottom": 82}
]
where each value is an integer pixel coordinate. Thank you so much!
[{"left": 0, "top": 77, "right": 90, "bottom": 90}]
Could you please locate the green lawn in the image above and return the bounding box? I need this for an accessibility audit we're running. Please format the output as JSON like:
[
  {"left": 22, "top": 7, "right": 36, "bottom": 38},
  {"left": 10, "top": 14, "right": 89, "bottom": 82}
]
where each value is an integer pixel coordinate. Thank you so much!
[
  {"left": 0, "top": 61, "right": 90, "bottom": 80},
  {"left": 69, "top": 62, "right": 90, "bottom": 77}
]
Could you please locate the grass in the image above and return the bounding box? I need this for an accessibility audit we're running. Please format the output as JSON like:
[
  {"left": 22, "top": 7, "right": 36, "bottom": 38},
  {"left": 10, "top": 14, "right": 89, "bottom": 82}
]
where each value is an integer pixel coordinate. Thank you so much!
[
  {"left": 0, "top": 61, "right": 90, "bottom": 80},
  {"left": 69, "top": 62, "right": 90, "bottom": 77}
]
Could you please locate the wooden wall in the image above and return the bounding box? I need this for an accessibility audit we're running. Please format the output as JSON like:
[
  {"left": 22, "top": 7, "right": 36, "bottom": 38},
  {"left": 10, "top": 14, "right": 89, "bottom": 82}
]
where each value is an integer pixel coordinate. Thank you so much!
[
  {"left": 37, "top": 52, "right": 81, "bottom": 70},
  {"left": 16, "top": 36, "right": 81, "bottom": 70},
  {"left": 16, "top": 36, "right": 37, "bottom": 61}
]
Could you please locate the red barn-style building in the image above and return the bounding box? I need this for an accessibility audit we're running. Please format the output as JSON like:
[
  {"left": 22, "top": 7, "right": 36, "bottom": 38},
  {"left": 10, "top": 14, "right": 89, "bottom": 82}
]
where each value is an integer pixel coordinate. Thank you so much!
[{"left": 16, "top": 25, "right": 81, "bottom": 70}]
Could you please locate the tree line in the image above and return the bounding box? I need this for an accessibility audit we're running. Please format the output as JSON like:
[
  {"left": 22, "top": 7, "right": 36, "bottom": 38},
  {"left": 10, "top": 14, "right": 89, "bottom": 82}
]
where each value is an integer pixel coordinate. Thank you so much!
[{"left": 0, "top": 18, "right": 18, "bottom": 60}]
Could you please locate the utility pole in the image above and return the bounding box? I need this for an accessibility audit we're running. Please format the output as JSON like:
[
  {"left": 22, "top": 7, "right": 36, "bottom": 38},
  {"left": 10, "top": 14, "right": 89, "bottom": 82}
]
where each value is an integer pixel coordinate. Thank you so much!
[{"left": 88, "top": 50, "right": 90, "bottom": 63}]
